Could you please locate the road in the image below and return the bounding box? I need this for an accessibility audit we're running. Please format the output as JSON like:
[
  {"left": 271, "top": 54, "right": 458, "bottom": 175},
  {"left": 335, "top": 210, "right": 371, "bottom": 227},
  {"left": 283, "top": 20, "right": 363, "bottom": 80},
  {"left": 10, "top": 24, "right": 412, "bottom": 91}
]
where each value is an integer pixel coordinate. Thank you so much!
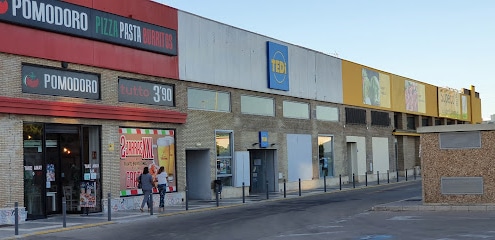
[{"left": 24, "top": 181, "right": 495, "bottom": 240}]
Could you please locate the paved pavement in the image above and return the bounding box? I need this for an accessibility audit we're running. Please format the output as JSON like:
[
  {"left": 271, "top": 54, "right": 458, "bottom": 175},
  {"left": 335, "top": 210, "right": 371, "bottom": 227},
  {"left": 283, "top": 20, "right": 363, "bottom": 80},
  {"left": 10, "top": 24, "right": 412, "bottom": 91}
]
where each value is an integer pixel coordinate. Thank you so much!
[{"left": 3, "top": 176, "right": 483, "bottom": 240}]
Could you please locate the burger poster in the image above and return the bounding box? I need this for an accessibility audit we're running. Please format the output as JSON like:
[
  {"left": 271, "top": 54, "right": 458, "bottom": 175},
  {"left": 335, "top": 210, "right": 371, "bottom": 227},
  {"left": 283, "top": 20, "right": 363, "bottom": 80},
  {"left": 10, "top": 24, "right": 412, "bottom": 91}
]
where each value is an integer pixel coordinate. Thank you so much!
[{"left": 119, "top": 127, "right": 176, "bottom": 197}]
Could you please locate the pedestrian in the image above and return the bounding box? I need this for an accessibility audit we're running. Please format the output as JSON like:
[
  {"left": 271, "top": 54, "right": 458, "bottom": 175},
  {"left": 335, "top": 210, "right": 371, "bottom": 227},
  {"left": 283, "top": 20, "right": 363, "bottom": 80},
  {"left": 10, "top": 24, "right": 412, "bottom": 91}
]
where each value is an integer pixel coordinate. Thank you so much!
[
  {"left": 139, "top": 166, "right": 154, "bottom": 212},
  {"left": 156, "top": 166, "right": 168, "bottom": 212}
]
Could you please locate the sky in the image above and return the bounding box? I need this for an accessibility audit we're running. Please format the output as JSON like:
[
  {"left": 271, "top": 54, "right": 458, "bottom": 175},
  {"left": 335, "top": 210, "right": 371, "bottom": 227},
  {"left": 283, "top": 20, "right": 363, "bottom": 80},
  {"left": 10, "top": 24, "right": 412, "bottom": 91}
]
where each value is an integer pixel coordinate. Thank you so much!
[{"left": 153, "top": 0, "right": 494, "bottom": 120}]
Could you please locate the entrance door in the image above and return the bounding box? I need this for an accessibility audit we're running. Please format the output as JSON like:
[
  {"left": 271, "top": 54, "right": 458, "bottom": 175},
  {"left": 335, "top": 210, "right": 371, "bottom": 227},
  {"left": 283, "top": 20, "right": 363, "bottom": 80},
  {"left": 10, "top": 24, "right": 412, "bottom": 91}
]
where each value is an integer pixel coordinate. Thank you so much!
[
  {"left": 347, "top": 142, "right": 357, "bottom": 179},
  {"left": 45, "top": 126, "right": 81, "bottom": 214},
  {"left": 24, "top": 123, "right": 101, "bottom": 219},
  {"left": 249, "top": 150, "right": 276, "bottom": 194},
  {"left": 185, "top": 149, "right": 211, "bottom": 200}
]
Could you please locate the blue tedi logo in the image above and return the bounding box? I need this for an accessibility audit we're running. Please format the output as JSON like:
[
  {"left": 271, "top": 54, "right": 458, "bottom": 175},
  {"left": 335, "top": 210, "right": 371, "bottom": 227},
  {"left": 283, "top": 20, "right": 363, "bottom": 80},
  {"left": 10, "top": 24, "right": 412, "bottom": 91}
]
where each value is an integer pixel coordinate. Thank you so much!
[{"left": 267, "top": 41, "right": 289, "bottom": 91}]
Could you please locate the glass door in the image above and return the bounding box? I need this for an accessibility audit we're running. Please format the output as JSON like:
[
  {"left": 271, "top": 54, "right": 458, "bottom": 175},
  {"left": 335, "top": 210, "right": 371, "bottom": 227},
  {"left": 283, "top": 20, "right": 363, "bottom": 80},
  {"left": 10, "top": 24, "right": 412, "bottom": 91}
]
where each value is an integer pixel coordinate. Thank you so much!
[
  {"left": 45, "top": 125, "right": 81, "bottom": 214},
  {"left": 23, "top": 123, "right": 44, "bottom": 220}
]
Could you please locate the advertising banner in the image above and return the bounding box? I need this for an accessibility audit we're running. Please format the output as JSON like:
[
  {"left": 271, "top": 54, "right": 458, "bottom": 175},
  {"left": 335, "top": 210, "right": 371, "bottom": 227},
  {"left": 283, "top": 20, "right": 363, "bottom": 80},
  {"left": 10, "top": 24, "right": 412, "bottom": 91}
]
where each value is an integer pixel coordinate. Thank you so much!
[
  {"left": 461, "top": 95, "right": 468, "bottom": 120},
  {"left": 0, "top": 0, "right": 177, "bottom": 55},
  {"left": 438, "top": 87, "right": 461, "bottom": 119},
  {"left": 362, "top": 68, "right": 390, "bottom": 108},
  {"left": 118, "top": 78, "right": 174, "bottom": 106},
  {"left": 119, "top": 128, "right": 176, "bottom": 196},
  {"left": 404, "top": 80, "right": 426, "bottom": 113},
  {"left": 80, "top": 181, "right": 96, "bottom": 208}
]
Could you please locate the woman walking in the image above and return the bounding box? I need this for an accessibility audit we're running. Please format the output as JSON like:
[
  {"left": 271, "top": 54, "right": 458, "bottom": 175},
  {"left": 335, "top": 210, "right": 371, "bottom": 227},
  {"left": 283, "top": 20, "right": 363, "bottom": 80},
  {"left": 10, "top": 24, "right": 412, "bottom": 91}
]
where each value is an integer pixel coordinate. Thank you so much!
[
  {"left": 139, "top": 166, "right": 154, "bottom": 212},
  {"left": 156, "top": 166, "right": 168, "bottom": 212}
]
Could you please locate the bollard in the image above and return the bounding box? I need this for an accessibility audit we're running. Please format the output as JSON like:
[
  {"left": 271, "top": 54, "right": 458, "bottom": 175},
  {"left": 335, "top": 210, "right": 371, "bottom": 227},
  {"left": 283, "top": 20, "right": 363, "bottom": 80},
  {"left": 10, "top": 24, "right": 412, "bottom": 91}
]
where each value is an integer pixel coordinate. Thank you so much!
[
  {"left": 387, "top": 170, "right": 390, "bottom": 183},
  {"left": 242, "top": 182, "right": 245, "bottom": 203},
  {"left": 108, "top": 192, "right": 111, "bottom": 221},
  {"left": 14, "top": 202, "right": 18, "bottom": 235},
  {"left": 150, "top": 194, "right": 153, "bottom": 215},
  {"left": 406, "top": 169, "right": 408, "bottom": 181},
  {"left": 186, "top": 185, "right": 189, "bottom": 210},
  {"left": 352, "top": 173, "right": 355, "bottom": 188},
  {"left": 266, "top": 181, "right": 269, "bottom": 200},
  {"left": 62, "top": 197, "right": 67, "bottom": 228},
  {"left": 298, "top": 178, "right": 301, "bottom": 196},
  {"left": 377, "top": 171, "right": 380, "bottom": 185},
  {"left": 324, "top": 175, "right": 327, "bottom": 192},
  {"left": 365, "top": 172, "right": 368, "bottom": 187},
  {"left": 339, "top": 174, "right": 342, "bottom": 190},
  {"left": 283, "top": 179, "right": 286, "bottom": 198},
  {"left": 396, "top": 170, "right": 399, "bottom": 182}
]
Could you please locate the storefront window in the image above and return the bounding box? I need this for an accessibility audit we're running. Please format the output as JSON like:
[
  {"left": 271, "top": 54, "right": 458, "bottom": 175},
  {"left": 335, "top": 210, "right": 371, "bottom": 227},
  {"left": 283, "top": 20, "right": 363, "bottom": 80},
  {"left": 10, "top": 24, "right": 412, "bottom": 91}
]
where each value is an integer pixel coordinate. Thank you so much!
[
  {"left": 318, "top": 135, "right": 334, "bottom": 177},
  {"left": 240, "top": 95, "right": 275, "bottom": 116},
  {"left": 283, "top": 101, "right": 310, "bottom": 119},
  {"left": 188, "top": 88, "right": 231, "bottom": 112},
  {"left": 316, "top": 105, "right": 339, "bottom": 122},
  {"left": 216, "top": 130, "right": 233, "bottom": 186}
]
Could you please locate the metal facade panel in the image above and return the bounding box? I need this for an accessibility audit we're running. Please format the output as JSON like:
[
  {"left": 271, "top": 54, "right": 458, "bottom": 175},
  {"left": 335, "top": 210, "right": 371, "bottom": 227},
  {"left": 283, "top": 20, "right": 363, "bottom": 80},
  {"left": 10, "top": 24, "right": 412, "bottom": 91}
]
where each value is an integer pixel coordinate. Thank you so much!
[
  {"left": 178, "top": 12, "right": 266, "bottom": 90},
  {"left": 315, "top": 52, "right": 343, "bottom": 103},
  {"left": 178, "top": 12, "right": 343, "bottom": 104}
]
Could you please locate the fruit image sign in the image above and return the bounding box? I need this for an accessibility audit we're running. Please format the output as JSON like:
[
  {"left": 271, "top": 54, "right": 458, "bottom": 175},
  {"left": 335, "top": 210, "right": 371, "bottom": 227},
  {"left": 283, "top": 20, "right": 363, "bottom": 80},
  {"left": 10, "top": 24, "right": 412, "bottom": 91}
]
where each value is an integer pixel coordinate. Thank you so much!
[
  {"left": 0, "top": 0, "right": 177, "bottom": 56},
  {"left": 22, "top": 64, "right": 100, "bottom": 99}
]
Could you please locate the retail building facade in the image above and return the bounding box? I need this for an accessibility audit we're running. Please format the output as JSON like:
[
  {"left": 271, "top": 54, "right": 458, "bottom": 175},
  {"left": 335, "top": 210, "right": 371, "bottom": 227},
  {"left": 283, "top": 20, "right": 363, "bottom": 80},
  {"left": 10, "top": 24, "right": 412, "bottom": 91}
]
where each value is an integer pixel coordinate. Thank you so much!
[{"left": 0, "top": 0, "right": 482, "bottom": 223}]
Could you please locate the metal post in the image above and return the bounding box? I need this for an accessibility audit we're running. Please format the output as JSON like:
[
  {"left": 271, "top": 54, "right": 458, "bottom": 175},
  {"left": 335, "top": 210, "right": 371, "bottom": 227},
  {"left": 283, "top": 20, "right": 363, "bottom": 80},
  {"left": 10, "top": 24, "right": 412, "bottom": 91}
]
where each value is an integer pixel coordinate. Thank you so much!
[
  {"left": 387, "top": 170, "right": 390, "bottom": 183},
  {"left": 150, "top": 193, "right": 153, "bottom": 215},
  {"left": 352, "top": 173, "right": 355, "bottom": 188},
  {"left": 377, "top": 171, "right": 380, "bottom": 185},
  {"left": 365, "top": 172, "right": 368, "bottom": 186},
  {"left": 298, "top": 178, "right": 301, "bottom": 196},
  {"left": 14, "top": 202, "right": 18, "bottom": 235},
  {"left": 339, "top": 174, "right": 342, "bottom": 190},
  {"left": 396, "top": 170, "right": 399, "bottom": 182},
  {"left": 242, "top": 182, "right": 245, "bottom": 203},
  {"left": 324, "top": 175, "right": 327, "bottom": 192},
  {"left": 406, "top": 169, "right": 408, "bottom": 181},
  {"left": 107, "top": 192, "right": 111, "bottom": 221},
  {"left": 62, "top": 197, "right": 67, "bottom": 228},
  {"left": 283, "top": 179, "right": 286, "bottom": 198},
  {"left": 266, "top": 181, "right": 269, "bottom": 200},
  {"left": 186, "top": 185, "right": 189, "bottom": 210}
]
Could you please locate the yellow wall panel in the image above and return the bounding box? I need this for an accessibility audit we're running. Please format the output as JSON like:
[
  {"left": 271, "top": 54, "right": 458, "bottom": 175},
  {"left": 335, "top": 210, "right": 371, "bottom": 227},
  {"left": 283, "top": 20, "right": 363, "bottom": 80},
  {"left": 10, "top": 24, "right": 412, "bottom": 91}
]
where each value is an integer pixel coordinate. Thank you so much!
[
  {"left": 342, "top": 60, "right": 364, "bottom": 107},
  {"left": 390, "top": 75, "right": 406, "bottom": 112},
  {"left": 424, "top": 85, "right": 438, "bottom": 117},
  {"left": 471, "top": 97, "right": 482, "bottom": 123}
]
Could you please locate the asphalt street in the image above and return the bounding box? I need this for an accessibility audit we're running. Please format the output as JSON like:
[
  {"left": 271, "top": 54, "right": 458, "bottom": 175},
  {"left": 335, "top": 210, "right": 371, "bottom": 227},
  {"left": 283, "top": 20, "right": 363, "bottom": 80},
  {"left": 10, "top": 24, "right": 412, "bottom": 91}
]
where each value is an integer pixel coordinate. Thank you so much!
[{"left": 6, "top": 179, "right": 495, "bottom": 240}]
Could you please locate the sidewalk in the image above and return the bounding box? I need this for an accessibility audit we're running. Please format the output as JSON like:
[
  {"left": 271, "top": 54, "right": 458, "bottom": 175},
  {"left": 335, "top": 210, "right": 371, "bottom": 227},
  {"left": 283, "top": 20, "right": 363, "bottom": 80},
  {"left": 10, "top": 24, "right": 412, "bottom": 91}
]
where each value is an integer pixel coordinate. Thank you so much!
[{"left": 0, "top": 178, "right": 421, "bottom": 240}]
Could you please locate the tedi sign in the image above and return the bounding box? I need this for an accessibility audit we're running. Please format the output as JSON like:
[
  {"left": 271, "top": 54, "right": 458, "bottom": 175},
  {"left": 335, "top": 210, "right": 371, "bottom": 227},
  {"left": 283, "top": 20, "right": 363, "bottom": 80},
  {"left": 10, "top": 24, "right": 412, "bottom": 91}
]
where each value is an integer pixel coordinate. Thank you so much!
[
  {"left": 22, "top": 64, "right": 101, "bottom": 99},
  {"left": 267, "top": 41, "right": 289, "bottom": 91},
  {"left": 0, "top": 0, "right": 177, "bottom": 55}
]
